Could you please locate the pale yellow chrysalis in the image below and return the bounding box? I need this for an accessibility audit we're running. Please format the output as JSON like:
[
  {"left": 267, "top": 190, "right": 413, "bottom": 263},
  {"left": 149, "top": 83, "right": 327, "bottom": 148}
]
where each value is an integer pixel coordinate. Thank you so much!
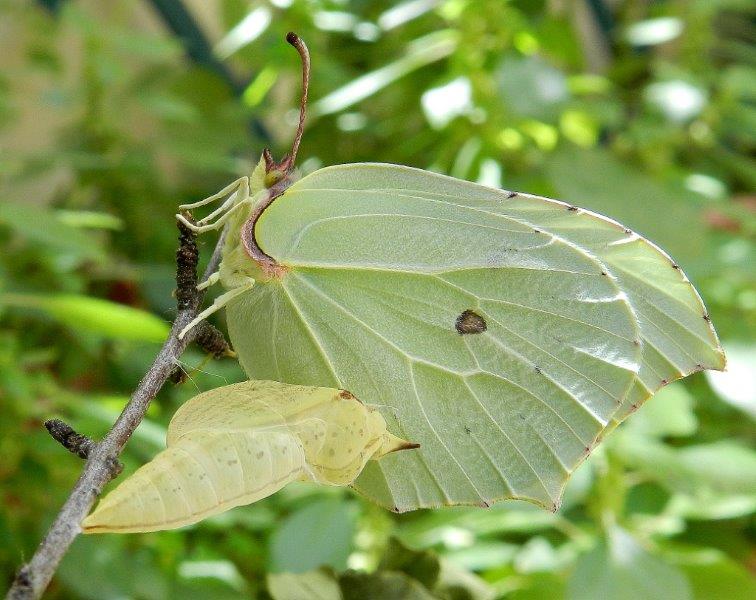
[{"left": 82, "top": 380, "right": 417, "bottom": 533}]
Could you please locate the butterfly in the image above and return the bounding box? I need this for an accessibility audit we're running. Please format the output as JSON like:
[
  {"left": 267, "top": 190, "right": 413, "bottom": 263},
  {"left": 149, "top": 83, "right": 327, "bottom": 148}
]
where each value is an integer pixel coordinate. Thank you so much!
[{"left": 175, "top": 33, "right": 724, "bottom": 513}]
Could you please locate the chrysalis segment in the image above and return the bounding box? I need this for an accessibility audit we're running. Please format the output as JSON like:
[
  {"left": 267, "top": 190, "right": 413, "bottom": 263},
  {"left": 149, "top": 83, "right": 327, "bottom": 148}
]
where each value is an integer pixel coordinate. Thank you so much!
[
  {"left": 82, "top": 430, "right": 305, "bottom": 534},
  {"left": 82, "top": 381, "right": 416, "bottom": 533}
]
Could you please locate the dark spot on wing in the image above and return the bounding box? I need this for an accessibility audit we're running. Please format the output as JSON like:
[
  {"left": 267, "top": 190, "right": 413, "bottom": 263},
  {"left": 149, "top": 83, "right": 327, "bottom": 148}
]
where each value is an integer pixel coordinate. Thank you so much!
[
  {"left": 567, "top": 205, "right": 578, "bottom": 211},
  {"left": 534, "top": 366, "right": 542, "bottom": 374},
  {"left": 455, "top": 310, "right": 487, "bottom": 334},
  {"left": 624, "top": 228, "right": 632, "bottom": 234},
  {"left": 601, "top": 270, "right": 608, "bottom": 276},
  {"left": 505, "top": 191, "right": 518, "bottom": 198},
  {"left": 672, "top": 263, "right": 680, "bottom": 270},
  {"left": 703, "top": 314, "right": 711, "bottom": 322},
  {"left": 339, "top": 390, "right": 354, "bottom": 400}
]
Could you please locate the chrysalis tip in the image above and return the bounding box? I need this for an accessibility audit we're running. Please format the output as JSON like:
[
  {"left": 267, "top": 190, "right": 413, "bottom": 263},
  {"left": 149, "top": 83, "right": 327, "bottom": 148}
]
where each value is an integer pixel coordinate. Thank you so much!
[{"left": 376, "top": 432, "right": 420, "bottom": 458}]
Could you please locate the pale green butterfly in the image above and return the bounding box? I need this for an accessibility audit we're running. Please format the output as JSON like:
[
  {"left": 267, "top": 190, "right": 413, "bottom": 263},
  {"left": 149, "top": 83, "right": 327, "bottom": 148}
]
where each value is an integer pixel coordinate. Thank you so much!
[
  {"left": 83, "top": 380, "right": 416, "bottom": 533},
  {"left": 177, "top": 34, "right": 724, "bottom": 513}
]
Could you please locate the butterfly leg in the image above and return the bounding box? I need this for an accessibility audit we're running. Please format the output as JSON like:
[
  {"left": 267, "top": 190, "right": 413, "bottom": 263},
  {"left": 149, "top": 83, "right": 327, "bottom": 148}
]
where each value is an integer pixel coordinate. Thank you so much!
[
  {"left": 178, "top": 277, "right": 256, "bottom": 339},
  {"left": 196, "top": 178, "right": 251, "bottom": 225},
  {"left": 197, "top": 271, "right": 220, "bottom": 292},
  {"left": 176, "top": 197, "right": 252, "bottom": 234},
  {"left": 178, "top": 177, "right": 248, "bottom": 210}
]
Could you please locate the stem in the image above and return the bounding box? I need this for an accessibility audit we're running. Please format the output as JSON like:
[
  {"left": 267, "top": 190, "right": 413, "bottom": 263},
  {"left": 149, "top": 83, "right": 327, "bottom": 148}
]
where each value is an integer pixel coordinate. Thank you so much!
[{"left": 5, "top": 225, "right": 228, "bottom": 600}]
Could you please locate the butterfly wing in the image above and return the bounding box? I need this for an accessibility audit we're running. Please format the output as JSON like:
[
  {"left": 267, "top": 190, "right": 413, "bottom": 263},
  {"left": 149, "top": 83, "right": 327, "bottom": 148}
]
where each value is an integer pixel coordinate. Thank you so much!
[
  {"left": 286, "top": 164, "right": 724, "bottom": 428},
  {"left": 227, "top": 164, "right": 654, "bottom": 511}
]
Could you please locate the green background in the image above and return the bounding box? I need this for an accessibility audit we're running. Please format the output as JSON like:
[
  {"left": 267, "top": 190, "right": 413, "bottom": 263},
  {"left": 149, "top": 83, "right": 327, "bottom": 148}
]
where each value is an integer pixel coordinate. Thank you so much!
[{"left": 1, "top": 1, "right": 754, "bottom": 598}]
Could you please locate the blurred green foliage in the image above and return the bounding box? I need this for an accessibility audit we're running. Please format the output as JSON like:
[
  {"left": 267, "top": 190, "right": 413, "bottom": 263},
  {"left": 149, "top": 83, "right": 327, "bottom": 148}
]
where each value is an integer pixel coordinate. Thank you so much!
[{"left": 1, "top": 1, "right": 754, "bottom": 598}]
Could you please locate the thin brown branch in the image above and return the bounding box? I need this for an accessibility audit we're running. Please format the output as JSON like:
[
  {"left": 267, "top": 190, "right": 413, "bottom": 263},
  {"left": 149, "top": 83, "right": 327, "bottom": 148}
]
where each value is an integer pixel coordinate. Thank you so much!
[
  {"left": 6, "top": 224, "right": 229, "bottom": 600},
  {"left": 175, "top": 212, "right": 199, "bottom": 309},
  {"left": 43, "top": 420, "right": 96, "bottom": 461}
]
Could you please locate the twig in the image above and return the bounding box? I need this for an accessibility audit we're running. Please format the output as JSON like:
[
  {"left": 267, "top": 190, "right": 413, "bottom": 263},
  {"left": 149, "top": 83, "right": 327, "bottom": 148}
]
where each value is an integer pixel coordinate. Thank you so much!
[
  {"left": 175, "top": 213, "right": 199, "bottom": 310},
  {"left": 6, "top": 223, "right": 229, "bottom": 600},
  {"left": 43, "top": 420, "right": 96, "bottom": 461}
]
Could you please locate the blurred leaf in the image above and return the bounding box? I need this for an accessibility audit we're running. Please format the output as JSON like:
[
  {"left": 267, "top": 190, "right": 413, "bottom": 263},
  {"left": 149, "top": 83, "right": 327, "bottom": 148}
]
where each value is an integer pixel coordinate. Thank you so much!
[
  {"left": 667, "top": 493, "right": 756, "bottom": 521},
  {"left": 399, "top": 502, "right": 559, "bottom": 549},
  {"left": 435, "top": 559, "right": 495, "bottom": 600},
  {"left": 676, "top": 442, "right": 756, "bottom": 497},
  {"left": 514, "top": 537, "right": 571, "bottom": 574},
  {"left": 616, "top": 434, "right": 756, "bottom": 503},
  {"left": 706, "top": 343, "right": 756, "bottom": 419},
  {"left": 58, "top": 535, "right": 169, "bottom": 600},
  {"left": 621, "top": 383, "right": 698, "bottom": 438},
  {"left": 497, "top": 55, "right": 569, "bottom": 121},
  {"left": 54, "top": 209, "right": 123, "bottom": 231},
  {"left": 338, "top": 570, "right": 436, "bottom": 600},
  {"left": 510, "top": 572, "right": 566, "bottom": 600},
  {"left": 177, "top": 560, "right": 247, "bottom": 592},
  {"left": 312, "top": 30, "right": 458, "bottom": 116},
  {"left": 268, "top": 569, "right": 343, "bottom": 600},
  {"left": 269, "top": 498, "right": 355, "bottom": 574},
  {"left": 567, "top": 527, "right": 691, "bottom": 600},
  {"left": 0, "top": 294, "right": 169, "bottom": 342},
  {"left": 676, "top": 549, "right": 756, "bottom": 600},
  {"left": 443, "top": 541, "right": 518, "bottom": 571},
  {"left": 0, "top": 202, "right": 107, "bottom": 263},
  {"left": 380, "top": 538, "right": 440, "bottom": 589}
]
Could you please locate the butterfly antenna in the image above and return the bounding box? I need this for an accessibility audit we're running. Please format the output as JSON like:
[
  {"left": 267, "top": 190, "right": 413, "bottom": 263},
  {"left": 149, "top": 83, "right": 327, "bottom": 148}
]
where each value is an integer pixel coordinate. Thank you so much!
[{"left": 282, "top": 32, "right": 310, "bottom": 172}]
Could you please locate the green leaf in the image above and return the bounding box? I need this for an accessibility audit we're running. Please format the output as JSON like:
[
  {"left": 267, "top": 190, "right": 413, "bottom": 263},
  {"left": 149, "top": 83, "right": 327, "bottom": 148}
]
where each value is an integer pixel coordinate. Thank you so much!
[
  {"left": 676, "top": 549, "right": 756, "bottom": 600},
  {"left": 621, "top": 383, "right": 698, "bottom": 438},
  {"left": 621, "top": 434, "right": 756, "bottom": 497},
  {"left": 0, "top": 294, "right": 169, "bottom": 342},
  {"left": 676, "top": 442, "right": 756, "bottom": 496},
  {"left": 311, "top": 31, "right": 458, "bottom": 117},
  {"left": 0, "top": 202, "right": 107, "bottom": 263},
  {"left": 379, "top": 538, "right": 441, "bottom": 590},
  {"left": 268, "top": 569, "right": 343, "bottom": 600},
  {"left": 510, "top": 573, "right": 566, "bottom": 600},
  {"left": 706, "top": 343, "right": 756, "bottom": 420},
  {"left": 497, "top": 55, "right": 570, "bottom": 121},
  {"left": 269, "top": 498, "right": 355, "bottom": 574},
  {"left": 58, "top": 536, "right": 169, "bottom": 600},
  {"left": 54, "top": 209, "right": 124, "bottom": 231},
  {"left": 567, "top": 527, "right": 692, "bottom": 600},
  {"left": 338, "top": 570, "right": 437, "bottom": 600}
]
